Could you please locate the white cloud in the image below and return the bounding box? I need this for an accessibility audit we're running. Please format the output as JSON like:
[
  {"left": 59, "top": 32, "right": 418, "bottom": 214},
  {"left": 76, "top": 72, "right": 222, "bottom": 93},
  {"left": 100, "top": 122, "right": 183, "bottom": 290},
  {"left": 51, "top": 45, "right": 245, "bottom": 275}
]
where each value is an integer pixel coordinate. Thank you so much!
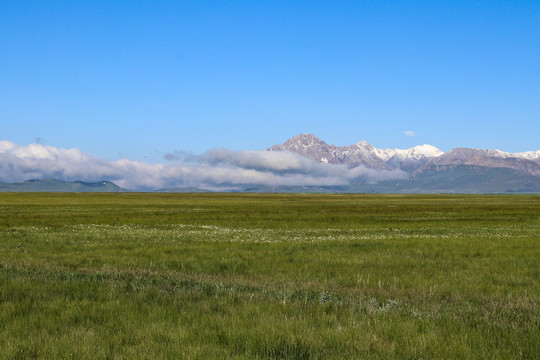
[
  {"left": 0, "top": 141, "right": 406, "bottom": 191},
  {"left": 404, "top": 130, "right": 415, "bottom": 136}
]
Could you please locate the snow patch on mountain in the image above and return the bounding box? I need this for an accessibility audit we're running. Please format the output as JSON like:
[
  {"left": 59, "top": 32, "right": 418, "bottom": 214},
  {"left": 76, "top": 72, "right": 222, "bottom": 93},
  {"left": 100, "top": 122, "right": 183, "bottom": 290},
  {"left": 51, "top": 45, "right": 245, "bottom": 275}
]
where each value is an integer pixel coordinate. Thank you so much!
[
  {"left": 491, "top": 149, "right": 540, "bottom": 161},
  {"left": 373, "top": 145, "right": 443, "bottom": 161}
]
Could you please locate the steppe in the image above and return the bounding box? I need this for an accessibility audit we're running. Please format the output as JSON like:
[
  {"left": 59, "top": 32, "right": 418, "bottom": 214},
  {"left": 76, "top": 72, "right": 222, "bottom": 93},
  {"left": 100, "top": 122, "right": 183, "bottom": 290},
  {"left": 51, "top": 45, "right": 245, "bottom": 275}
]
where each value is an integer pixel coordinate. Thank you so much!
[{"left": 1, "top": 193, "right": 538, "bottom": 359}]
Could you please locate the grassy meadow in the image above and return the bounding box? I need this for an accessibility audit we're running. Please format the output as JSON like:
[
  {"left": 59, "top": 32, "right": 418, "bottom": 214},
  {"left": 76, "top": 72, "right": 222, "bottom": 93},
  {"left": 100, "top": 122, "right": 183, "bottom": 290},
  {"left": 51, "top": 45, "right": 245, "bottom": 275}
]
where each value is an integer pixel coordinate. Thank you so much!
[{"left": 0, "top": 193, "right": 538, "bottom": 359}]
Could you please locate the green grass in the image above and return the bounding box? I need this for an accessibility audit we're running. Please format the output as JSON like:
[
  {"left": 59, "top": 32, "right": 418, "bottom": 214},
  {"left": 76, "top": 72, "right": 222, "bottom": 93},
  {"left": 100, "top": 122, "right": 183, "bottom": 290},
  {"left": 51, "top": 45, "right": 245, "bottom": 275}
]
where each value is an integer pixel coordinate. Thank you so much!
[{"left": 0, "top": 193, "right": 539, "bottom": 359}]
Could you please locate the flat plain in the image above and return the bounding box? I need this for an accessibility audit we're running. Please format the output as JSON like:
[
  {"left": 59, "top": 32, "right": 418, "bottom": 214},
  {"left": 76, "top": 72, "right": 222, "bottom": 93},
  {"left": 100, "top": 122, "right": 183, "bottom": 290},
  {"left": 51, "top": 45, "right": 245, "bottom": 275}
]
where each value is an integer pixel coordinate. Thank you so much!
[{"left": 0, "top": 193, "right": 538, "bottom": 359}]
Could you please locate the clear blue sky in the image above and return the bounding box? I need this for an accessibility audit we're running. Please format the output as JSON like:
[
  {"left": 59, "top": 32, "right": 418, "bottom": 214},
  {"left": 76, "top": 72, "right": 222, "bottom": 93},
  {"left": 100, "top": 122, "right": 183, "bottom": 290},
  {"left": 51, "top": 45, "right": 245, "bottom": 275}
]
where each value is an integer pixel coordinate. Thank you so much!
[{"left": 1, "top": 0, "right": 539, "bottom": 162}]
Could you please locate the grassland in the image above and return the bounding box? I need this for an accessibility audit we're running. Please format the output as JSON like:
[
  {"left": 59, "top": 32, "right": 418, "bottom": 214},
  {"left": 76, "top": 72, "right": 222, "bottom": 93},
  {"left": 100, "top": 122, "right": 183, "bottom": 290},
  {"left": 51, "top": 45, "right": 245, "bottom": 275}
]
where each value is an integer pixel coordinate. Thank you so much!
[{"left": 0, "top": 193, "right": 538, "bottom": 359}]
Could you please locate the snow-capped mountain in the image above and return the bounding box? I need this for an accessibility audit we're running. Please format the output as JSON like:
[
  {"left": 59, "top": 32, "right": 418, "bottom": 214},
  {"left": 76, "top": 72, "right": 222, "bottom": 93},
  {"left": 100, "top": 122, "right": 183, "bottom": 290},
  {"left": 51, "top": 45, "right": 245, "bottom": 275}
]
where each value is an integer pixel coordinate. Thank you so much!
[
  {"left": 268, "top": 134, "right": 540, "bottom": 177},
  {"left": 267, "top": 134, "right": 443, "bottom": 170},
  {"left": 267, "top": 134, "right": 389, "bottom": 169},
  {"left": 418, "top": 148, "right": 540, "bottom": 176},
  {"left": 373, "top": 144, "right": 443, "bottom": 161},
  {"left": 513, "top": 150, "right": 540, "bottom": 161},
  {"left": 478, "top": 149, "right": 540, "bottom": 162},
  {"left": 373, "top": 144, "right": 444, "bottom": 171}
]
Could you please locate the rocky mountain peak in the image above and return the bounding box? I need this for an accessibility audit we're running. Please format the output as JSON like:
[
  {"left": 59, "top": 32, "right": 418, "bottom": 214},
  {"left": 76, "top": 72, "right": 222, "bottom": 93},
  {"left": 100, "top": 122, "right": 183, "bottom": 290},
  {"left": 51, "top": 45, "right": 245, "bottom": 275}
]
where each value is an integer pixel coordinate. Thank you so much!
[
  {"left": 268, "top": 135, "right": 388, "bottom": 169},
  {"left": 290, "top": 133, "right": 322, "bottom": 142},
  {"left": 268, "top": 134, "right": 328, "bottom": 150}
]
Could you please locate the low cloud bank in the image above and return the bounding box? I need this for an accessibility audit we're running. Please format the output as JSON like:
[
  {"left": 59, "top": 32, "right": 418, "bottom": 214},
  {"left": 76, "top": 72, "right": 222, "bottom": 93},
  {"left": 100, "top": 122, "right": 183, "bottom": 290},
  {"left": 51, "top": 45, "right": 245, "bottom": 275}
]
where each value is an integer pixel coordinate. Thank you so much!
[{"left": 0, "top": 141, "right": 406, "bottom": 191}]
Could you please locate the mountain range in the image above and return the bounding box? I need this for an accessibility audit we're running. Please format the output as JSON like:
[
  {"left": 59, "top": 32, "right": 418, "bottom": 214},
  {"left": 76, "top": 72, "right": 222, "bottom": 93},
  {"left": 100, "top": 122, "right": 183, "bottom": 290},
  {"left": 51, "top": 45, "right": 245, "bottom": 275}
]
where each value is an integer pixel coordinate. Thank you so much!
[
  {"left": 268, "top": 133, "right": 443, "bottom": 171},
  {"left": 267, "top": 134, "right": 540, "bottom": 175},
  {"left": 1, "top": 134, "right": 539, "bottom": 193},
  {"left": 263, "top": 134, "right": 540, "bottom": 193}
]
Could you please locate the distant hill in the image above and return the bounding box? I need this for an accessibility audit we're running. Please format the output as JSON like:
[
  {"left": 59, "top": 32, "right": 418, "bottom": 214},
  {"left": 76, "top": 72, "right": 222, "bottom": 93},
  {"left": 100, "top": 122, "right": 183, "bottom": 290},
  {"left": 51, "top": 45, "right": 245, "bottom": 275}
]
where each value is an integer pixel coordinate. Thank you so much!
[
  {"left": 0, "top": 179, "right": 128, "bottom": 192},
  {"left": 155, "top": 187, "right": 212, "bottom": 193},
  {"left": 202, "top": 166, "right": 540, "bottom": 194},
  {"left": 358, "top": 165, "right": 540, "bottom": 194},
  {"left": 2, "top": 170, "right": 538, "bottom": 194}
]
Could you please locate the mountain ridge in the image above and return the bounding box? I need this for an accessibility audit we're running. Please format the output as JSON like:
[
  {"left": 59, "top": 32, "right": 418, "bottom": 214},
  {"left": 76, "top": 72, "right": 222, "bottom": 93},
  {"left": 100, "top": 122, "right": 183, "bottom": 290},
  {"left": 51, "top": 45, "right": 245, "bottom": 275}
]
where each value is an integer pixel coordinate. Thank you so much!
[
  {"left": 0, "top": 179, "right": 128, "bottom": 192},
  {"left": 417, "top": 148, "right": 540, "bottom": 176},
  {"left": 267, "top": 134, "right": 540, "bottom": 176}
]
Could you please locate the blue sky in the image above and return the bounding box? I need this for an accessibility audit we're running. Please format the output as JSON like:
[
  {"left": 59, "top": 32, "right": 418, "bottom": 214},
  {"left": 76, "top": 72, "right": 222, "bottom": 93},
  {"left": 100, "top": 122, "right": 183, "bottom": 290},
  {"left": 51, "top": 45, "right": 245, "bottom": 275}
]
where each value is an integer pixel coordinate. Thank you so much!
[{"left": 1, "top": 0, "right": 539, "bottom": 163}]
